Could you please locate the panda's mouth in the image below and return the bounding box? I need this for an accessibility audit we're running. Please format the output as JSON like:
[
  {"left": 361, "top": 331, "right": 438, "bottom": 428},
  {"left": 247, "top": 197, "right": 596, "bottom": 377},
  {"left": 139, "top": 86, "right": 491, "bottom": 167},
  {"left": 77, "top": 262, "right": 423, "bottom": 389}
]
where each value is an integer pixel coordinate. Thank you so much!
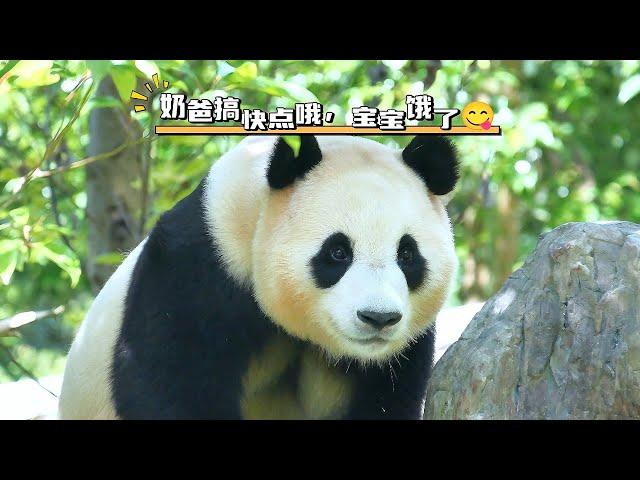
[{"left": 348, "top": 336, "right": 389, "bottom": 346}]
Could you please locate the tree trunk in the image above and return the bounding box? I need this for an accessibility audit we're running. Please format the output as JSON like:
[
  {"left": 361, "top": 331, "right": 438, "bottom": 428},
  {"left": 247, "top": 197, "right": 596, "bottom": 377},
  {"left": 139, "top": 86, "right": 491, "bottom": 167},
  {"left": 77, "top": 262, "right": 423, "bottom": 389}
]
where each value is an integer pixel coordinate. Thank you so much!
[
  {"left": 86, "top": 76, "right": 143, "bottom": 293},
  {"left": 424, "top": 221, "right": 640, "bottom": 420}
]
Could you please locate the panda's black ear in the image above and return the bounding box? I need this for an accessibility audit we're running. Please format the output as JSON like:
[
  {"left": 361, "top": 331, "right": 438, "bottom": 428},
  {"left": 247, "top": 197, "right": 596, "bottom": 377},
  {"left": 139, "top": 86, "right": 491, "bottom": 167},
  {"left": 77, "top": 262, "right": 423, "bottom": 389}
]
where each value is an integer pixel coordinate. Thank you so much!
[
  {"left": 402, "top": 136, "right": 459, "bottom": 196},
  {"left": 267, "top": 136, "right": 322, "bottom": 189}
]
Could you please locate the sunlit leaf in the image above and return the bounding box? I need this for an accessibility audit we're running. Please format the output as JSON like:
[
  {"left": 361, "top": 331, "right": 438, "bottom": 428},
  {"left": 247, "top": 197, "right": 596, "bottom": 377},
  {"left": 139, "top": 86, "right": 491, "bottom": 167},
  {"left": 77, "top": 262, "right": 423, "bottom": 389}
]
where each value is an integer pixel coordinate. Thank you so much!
[
  {"left": 94, "top": 251, "right": 125, "bottom": 266},
  {"left": 134, "top": 60, "right": 159, "bottom": 79},
  {"left": 234, "top": 62, "right": 257, "bottom": 80},
  {"left": 216, "top": 60, "right": 235, "bottom": 78},
  {"left": 283, "top": 136, "right": 301, "bottom": 156},
  {"left": 0, "top": 60, "right": 20, "bottom": 80},
  {"left": 0, "top": 239, "right": 22, "bottom": 254},
  {"left": 0, "top": 249, "right": 18, "bottom": 285},
  {"left": 34, "top": 242, "right": 81, "bottom": 287},
  {"left": 8, "top": 206, "right": 29, "bottom": 225},
  {"left": 11, "top": 60, "right": 60, "bottom": 88},
  {"left": 110, "top": 64, "right": 137, "bottom": 103},
  {"left": 618, "top": 74, "right": 640, "bottom": 104},
  {"left": 87, "top": 60, "right": 112, "bottom": 83}
]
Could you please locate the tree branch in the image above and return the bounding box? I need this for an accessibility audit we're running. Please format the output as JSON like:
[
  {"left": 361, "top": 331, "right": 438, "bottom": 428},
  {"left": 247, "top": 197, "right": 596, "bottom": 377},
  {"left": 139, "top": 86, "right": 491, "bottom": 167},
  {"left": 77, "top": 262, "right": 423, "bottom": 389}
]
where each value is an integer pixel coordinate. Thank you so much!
[
  {"left": 32, "top": 136, "right": 153, "bottom": 179},
  {"left": 0, "top": 135, "right": 154, "bottom": 212},
  {"left": 0, "top": 343, "right": 58, "bottom": 398},
  {"left": 0, "top": 306, "right": 65, "bottom": 337}
]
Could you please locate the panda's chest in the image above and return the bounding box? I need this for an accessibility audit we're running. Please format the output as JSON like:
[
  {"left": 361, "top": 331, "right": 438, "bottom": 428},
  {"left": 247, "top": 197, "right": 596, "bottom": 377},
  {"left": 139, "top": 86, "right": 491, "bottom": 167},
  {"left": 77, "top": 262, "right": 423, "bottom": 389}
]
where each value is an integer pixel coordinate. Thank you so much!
[{"left": 240, "top": 335, "right": 354, "bottom": 419}]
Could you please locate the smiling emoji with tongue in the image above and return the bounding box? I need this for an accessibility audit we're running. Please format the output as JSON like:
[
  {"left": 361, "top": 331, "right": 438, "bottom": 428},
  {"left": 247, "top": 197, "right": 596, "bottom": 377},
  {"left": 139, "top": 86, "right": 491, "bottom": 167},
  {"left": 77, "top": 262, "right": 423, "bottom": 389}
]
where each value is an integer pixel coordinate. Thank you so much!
[{"left": 462, "top": 101, "right": 494, "bottom": 130}]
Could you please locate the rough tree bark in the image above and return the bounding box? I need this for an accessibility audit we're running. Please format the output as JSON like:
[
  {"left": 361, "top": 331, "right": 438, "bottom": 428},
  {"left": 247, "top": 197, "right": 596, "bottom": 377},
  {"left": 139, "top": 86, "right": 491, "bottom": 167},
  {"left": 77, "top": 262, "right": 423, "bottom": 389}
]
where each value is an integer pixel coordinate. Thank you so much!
[
  {"left": 86, "top": 76, "right": 143, "bottom": 293},
  {"left": 424, "top": 221, "right": 640, "bottom": 420}
]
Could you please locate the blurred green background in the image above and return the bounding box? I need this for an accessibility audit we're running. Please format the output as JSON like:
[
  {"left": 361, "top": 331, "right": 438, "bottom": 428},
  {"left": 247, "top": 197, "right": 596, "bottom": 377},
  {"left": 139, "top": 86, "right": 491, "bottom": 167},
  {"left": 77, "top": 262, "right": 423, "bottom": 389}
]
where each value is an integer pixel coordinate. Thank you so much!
[{"left": 1, "top": 59, "right": 640, "bottom": 383}]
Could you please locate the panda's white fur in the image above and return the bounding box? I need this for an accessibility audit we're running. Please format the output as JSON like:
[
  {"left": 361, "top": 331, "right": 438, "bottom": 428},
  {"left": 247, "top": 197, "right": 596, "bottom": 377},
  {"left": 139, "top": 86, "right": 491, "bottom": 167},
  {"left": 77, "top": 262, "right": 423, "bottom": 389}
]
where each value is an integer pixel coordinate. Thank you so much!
[
  {"left": 202, "top": 136, "right": 274, "bottom": 286},
  {"left": 58, "top": 135, "right": 458, "bottom": 419},
  {"left": 58, "top": 240, "right": 146, "bottom": 419}
]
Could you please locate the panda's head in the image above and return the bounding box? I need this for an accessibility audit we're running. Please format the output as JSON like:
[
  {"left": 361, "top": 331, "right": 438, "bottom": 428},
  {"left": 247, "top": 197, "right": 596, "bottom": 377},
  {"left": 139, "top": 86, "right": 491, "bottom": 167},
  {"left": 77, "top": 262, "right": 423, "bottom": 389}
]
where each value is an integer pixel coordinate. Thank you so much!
[{"left": 247, "top": 135, "right": 458, "bottom": 364}]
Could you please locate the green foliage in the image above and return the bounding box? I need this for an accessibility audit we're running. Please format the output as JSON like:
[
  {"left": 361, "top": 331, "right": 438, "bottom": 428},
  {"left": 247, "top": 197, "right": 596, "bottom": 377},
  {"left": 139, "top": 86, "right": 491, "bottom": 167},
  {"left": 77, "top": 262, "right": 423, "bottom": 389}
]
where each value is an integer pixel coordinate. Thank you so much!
[{"left": 1, "top": 59, "right": 640, "bottom": 382}]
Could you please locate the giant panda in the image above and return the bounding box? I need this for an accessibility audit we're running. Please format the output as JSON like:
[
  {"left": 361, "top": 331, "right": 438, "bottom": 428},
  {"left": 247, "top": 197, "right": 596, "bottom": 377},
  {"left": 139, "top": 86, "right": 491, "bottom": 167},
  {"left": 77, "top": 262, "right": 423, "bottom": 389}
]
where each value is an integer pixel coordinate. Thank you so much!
[{"left": 58, "top": 134, "right": 459, "bottom": 420}]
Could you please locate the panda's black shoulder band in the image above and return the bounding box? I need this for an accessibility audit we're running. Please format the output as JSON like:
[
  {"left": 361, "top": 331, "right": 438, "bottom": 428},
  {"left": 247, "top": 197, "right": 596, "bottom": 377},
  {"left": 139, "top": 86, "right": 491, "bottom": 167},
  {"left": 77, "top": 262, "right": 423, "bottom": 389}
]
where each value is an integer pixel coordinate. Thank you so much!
[
  {"left": 267, "top": 136, "right": 322, "bottom": 189},
  {"left": 401, "top": 135, "right": 459, "bottom": 196}
]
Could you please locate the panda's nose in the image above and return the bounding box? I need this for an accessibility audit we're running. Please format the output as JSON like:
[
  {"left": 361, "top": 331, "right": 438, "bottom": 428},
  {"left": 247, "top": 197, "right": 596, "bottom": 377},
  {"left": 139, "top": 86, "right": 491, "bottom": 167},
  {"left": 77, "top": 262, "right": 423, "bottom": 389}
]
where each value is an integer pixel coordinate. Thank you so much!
[{"left": 357, "top": 310, "right": 402, "bottom": 329}]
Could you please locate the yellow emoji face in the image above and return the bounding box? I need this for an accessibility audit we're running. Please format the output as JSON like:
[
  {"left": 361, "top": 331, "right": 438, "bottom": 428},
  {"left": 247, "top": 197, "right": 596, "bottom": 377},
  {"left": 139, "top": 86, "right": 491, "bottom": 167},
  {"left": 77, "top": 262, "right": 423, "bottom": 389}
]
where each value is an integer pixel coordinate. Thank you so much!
[{"left": 462, "top": 101, "right": 494, "bottom": 130}]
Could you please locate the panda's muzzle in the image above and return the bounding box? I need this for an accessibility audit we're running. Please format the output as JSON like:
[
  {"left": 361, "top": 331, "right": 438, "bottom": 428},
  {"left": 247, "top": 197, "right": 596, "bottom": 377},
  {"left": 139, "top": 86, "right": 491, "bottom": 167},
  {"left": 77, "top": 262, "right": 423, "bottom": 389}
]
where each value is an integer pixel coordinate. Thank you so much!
[{"left": 356, "top": 310, "right": 402, "bottom": 330}]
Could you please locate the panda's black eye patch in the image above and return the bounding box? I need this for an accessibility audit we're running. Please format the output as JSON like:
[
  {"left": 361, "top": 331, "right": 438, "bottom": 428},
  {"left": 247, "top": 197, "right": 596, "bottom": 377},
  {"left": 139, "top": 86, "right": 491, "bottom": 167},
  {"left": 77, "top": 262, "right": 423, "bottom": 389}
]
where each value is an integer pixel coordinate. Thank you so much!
[
  {"left": 310, "top": 232, "right": 353, "bottom": 289},
  {"left": 397, "top": 234, "right": 427, "bottom": 291}
]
